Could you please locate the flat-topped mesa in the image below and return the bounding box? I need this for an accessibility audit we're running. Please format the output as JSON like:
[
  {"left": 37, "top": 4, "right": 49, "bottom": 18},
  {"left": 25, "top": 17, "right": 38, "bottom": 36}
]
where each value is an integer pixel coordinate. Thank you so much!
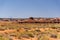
[{"left": 0, "top": 17, "right": 60, "bottom": 23}]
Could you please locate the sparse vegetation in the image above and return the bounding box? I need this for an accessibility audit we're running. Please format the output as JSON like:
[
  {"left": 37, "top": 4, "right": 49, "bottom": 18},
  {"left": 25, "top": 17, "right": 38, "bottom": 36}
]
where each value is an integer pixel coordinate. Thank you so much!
[{"left": 0, "top": 20, "right": 60, "bottom": 40}]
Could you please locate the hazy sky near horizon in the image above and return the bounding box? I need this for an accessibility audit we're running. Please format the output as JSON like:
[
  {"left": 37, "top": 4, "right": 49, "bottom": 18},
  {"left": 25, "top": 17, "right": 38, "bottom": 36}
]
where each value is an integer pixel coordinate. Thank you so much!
[{"left": 0, "top": 0, "right": 60, "bottom": 18}]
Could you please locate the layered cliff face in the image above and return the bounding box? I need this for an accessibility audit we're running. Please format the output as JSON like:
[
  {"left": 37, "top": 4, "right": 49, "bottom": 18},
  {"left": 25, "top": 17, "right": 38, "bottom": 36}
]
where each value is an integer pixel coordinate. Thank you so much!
[{"left": 0, "top": 18, "right": 60, "bottom": 40}]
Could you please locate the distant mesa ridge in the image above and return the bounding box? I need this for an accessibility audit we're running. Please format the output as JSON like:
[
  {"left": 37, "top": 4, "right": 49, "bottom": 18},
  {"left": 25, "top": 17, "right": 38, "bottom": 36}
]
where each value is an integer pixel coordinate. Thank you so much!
[{"left": 0, "top": 17, "right": 60, "bottom": 23}]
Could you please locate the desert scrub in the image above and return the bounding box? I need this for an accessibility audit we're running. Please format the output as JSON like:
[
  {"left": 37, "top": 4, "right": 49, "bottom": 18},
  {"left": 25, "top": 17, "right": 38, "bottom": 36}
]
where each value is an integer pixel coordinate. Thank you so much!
[
  {"left": 39, "top": 34, "right": 49, "bottom": 40},
  {"left": 20, "top": 31, "right": 34, "bottom": 38},
  {"left": 0, "top": 37, "right": 4, "bottom": 40},
  {"left": 0, "top": 36, "right": 9, "bottom": 40},
  {"left": 0, "top": 34, "right": 9, "bottom": 40},
  {"left": 57, "top": 33, "right": 60, "bottom": 39}
]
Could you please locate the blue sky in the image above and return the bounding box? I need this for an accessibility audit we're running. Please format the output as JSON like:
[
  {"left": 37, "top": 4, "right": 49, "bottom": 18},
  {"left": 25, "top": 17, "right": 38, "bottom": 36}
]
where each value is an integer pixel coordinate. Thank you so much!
[{"left": 0, "top": 0, "right": 60, "bottom": 18}]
